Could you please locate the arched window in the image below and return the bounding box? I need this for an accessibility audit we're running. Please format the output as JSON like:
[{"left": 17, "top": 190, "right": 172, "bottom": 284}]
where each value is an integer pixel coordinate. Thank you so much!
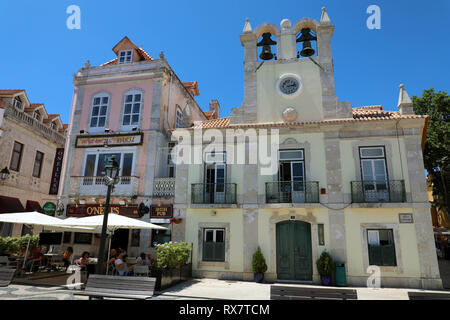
[
  {"left": 122, "top": 90, "right": 143, "bottom": 129},
  {"left": 89, "top": 93, "right": 109, "bottom": 130}
]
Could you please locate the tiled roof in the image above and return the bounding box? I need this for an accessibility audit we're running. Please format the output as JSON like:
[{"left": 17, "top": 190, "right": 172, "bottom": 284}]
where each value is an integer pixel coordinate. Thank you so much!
[
  {"left": 188, "top": 106, "right": 425, "bottom": 130},
  {"left": 0, "top": 89, "right": 25, "bottom": 96},
  {"left": 193, "top": 117, "right": 230, "bottom": 129}
]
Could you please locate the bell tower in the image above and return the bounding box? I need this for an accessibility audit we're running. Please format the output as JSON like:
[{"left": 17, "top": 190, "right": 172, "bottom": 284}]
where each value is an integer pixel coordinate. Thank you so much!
[{"left": 230, "top": 8, "right": 352, "bottom": 125}]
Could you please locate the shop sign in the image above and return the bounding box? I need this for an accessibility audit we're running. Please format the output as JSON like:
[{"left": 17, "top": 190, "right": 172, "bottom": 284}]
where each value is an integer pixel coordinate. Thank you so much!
[
  {"left": 75, "top": 132, "right": 143, "bottom": 148},
  {"left": 49, "top": 148, "right": 64, "bottom": 195},
  {"left": 43, "top": 202, "right": 57, "bottom": 216},
  {"left": 67, "top": 204, "right": 139, "bottom": 217},
  {"left": 150, "top": 205, "right": 173, "bottom": 219}
]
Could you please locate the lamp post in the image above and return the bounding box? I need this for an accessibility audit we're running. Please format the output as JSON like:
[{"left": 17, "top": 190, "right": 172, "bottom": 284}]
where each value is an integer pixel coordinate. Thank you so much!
[{"left": 96, "top": 155, "right": 120, "bottom": 274}]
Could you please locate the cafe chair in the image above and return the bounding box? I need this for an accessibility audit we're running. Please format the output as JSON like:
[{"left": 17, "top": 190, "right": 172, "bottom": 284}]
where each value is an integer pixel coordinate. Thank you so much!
[
  {"left": 133, "top": 265, "right": 149, "bottom": 277},
  {"left": 0, "top": 256, "right": 10, "bottom": 267}
]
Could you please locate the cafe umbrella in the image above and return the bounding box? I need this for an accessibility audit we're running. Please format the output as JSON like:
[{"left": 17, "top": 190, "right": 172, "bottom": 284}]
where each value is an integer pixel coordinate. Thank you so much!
[
  {"left": 50, "top": 213, "right": 168, "bottom": 274},
  {"left": 0, "top": 211, "right": 99, "bottom": 275}
]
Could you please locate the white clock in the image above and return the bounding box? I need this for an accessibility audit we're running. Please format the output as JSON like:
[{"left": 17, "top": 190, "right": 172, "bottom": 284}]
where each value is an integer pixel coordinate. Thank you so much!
[{"left": 276, "top": 73, "right": 303, "bottom": 98}]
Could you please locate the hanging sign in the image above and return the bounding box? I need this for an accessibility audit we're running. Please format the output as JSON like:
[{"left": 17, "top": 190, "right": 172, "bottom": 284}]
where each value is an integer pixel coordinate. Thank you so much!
[
  {"left": 43, "top": 202, "right": 57, "bottom": 216},
  {"left": 150, "top": 205, "right": 173, "bottom": 218}
]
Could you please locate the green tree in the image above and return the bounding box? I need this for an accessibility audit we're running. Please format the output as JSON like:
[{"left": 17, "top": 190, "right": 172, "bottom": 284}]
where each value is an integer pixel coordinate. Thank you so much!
[{"left": 412, "top": 88, "right": 450, "bottom": 208}]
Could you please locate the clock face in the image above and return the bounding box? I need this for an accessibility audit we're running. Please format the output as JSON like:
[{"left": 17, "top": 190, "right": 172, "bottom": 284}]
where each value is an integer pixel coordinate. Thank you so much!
[{"left": 279, "top": 77, "right": 300, "bottom": 95}]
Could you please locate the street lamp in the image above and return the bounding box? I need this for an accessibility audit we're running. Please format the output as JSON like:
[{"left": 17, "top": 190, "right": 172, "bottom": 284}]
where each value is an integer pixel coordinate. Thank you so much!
[
  {"left": 0, "top": 167, "right": 10, "bottom": 181},
  {"left": 96, "top": 155, "right": 120, "bottom": 274}
]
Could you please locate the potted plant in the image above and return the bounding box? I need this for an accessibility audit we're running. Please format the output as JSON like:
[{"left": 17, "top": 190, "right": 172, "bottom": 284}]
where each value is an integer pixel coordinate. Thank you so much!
[
  {"left": 316, "top": 250, "right": 334, "bottom": 286},
  {"left": 252, "top": 247, "right": 268, "bottom": 283}
]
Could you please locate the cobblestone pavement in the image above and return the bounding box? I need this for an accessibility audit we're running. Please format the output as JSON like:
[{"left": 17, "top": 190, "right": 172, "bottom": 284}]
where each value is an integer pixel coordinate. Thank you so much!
[{"left": 1, "top": 278, "right": 450, "bottom": 300}]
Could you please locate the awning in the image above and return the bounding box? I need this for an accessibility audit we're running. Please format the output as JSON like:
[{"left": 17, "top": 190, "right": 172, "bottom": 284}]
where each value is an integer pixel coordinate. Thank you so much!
[
  {"left": 0, "top": 196, "right": 25, "bottom": 214},
  {"left": 26, "top": 200, "right": 42, "bottom": 213}
]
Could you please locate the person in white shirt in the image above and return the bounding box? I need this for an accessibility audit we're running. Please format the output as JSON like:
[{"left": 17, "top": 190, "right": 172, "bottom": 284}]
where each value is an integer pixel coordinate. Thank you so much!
[
  {"left": 115, "top": 253, "right": 133, "bottom": 276},
  {"left": 135, "top": 253, "right": 150, "bottom": 266}
]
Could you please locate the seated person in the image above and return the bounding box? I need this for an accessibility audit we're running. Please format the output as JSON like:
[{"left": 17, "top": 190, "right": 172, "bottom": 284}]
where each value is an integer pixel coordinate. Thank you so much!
[
  {"left": 115, "top": 253, "right": 133, "bottom": 276},
  {"left": 135, "top": 252, "right": 150, "bottom": 266},
  {"left": 77, "top": 251, "right": 90, "bottom": 272},
  {"left": 63, "top": 246, "right": 73, "bottom": 268},
  {"left": 21, "top": 247, "right": 44, "bottom": 272},
  {"left": 105, "top": 248, "right": 117, "bottom": 273}
]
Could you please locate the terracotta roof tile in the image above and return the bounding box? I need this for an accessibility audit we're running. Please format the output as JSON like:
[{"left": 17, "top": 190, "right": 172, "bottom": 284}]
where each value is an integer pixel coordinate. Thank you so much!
[
  {"left": 0, "top": 89, "right": 25, "bottom": 96},
  {"left": 186, "top": 107, "right": 424, "bottom": 130},
  {"left": 100, "top": 47, "right": 154, "bottom": 66}
]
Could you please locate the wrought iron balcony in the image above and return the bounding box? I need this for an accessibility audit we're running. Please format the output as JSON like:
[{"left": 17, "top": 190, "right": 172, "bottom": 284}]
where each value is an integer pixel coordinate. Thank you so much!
[
  {"left": 191, "top": 183, "right": 237, "bottom": 204},
  {"left": 265, "top": 181, "right": 320, "bottom": 204},
  {"left": 69, "top": 176, "right": 139, "bottom": 197},
  {"left": 153, "top": 177, "right": 175, "bottom": 198},
  {"left": 351, "top": 180, "right": 406, "bottom": 203}
]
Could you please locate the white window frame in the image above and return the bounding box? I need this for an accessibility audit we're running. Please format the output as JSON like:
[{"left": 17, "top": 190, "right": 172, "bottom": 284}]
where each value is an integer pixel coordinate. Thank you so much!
[
  {"left": 118, "top": 50, "right": 133, "bottom": 64},
  {"left": 33, "top": 111, "right": 41, "bottom": 122},
  {"left": 203, "top": 228, "right": 225, "bottom": 242},
  {"left": 121, "top": 90, "right": 143, "bottom": 131},
  {"left": 89, "top": 94, "right": 110, "bottom": 133},
  {"left": 81, "top": 148, "right": 137, "bottom": 178},
  {"left": 176, "top": 106, "right": 183, "bottom": 128},
  {"left": 14, "top": 99, "right": 23, "bottom": 111}
]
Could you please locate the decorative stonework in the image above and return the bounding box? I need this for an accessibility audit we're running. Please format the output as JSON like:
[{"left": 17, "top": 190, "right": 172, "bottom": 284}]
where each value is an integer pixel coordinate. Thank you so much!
[{"left": 282, "top": 107, "right": 298, "bottom": 122}]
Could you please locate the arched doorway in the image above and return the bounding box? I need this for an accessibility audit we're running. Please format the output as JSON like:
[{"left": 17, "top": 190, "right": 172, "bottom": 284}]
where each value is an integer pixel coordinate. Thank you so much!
[{"left": 276, "top": 220, "right": 312, "bottom": 281}]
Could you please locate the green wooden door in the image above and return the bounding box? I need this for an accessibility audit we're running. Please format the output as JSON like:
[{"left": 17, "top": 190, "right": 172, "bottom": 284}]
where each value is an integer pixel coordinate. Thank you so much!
[{"left": 276, "top": 221, "right": 312, "bottom": 281}]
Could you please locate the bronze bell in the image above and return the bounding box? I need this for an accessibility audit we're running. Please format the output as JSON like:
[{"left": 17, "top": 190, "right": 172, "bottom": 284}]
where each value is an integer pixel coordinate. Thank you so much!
[
  {"left": 257, "top": 33, "right": 277, "bottom": 60},
  {"left": 296, "top": 28, "right": 317, "bottom": 57},
  {"left": 300, "top": 40, "right": 315, "bottom": 57}
]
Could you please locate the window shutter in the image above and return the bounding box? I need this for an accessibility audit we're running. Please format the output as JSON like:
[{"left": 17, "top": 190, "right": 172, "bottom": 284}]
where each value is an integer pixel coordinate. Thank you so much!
[
  {"left": 203, "top": 241, "right": 214, "bottom": 261},
  {"left": 214, "top": 242, "right": 225, "bottom": 262},
  {"left": 368, "top": 245, "right": 382, "bottom": 266},
  {"left": 381, "top": 244, "right": 397, "bottom": 266}
]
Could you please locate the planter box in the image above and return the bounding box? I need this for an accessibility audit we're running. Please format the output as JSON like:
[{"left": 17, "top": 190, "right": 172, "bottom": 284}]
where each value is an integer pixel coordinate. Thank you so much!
[{"left": 151, "top": 263, "right": 192, "bottom": 291}]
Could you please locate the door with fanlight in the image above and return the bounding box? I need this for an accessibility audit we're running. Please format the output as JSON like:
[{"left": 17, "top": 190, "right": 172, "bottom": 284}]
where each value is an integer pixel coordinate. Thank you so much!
[{"left": 360, "top": 147, "right": 389, "bottom": 202}]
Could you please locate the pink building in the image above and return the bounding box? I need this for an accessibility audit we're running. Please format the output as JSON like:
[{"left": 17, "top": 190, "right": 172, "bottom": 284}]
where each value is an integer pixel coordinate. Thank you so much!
[{"left": 59, "top": 37, "right": 210, "bottom": 256}]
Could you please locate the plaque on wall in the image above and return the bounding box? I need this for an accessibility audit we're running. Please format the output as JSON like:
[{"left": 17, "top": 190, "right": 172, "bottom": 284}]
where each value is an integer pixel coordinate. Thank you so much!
[{"left": 399, "top": 213, "right": 414, "bottom": 223}]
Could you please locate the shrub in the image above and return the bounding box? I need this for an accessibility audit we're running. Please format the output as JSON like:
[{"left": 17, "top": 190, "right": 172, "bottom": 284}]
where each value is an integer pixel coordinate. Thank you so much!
[
  {"left": 252, "top": 247, "right": 268, "bottom": 274},
  {"left": 0, "top": 235, "right": 40, "bottom": 255},
  {"left": 316, "top": 250, "right": 335, "bottom": 277},
  {"left": 155, "top": 242, "right": 192, "bottom": 269}
]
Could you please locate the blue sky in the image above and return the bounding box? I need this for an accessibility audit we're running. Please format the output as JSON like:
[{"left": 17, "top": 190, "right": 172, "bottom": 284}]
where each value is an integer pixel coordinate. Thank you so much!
[{"left": 0, "top": 0, "right": 448, "bottom": 123}]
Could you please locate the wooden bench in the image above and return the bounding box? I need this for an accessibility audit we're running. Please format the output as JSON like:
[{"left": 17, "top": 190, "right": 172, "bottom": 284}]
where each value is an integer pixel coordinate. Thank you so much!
[
  {"left": 271, "top": 285, "right": 358, "bottom": 300},
  {"left": 0, "top": 267, "right": 16, "bottom": 287},
  {"left": 74, "top": 274, "right": 156, "bottom": 300},
  {"left": 408, "top": 291, "right": 450, "bottom": 300}
]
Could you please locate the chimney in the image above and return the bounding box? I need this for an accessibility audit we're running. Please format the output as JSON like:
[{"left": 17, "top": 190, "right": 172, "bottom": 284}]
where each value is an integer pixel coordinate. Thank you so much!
[
  {"left": 209, "top": 99, "right": 220, "bottom": 119},
  {"left": 397, "top": 84, "right": 414, "bottom": 115}
]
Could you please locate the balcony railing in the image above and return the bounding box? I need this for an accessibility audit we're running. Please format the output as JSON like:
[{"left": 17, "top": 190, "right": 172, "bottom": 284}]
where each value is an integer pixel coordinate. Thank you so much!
[
  {"left": 153, "top": 177, "right": 175, "bottom": 198},
  {"left": 191, "top": 183, "right": 237, "bottom": 204},
  {"left": 69, "top": 176, "right": 139, "bottom": 197},
  {"left": 265, "top": 181, "right": 320, "bottom": 204},
  {"left": 4, "top": 104, "right": 66, "bottom": 146},
  {"left": 351, "top": 180, "right": 406, "bottom": 203}
]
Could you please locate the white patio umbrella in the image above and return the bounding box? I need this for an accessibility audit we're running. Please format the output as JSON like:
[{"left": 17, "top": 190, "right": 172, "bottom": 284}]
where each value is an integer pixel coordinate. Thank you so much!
[
  {"left": 0, "top": 211, "right": 99, "bottom": 275},
  {"left": 51, "top": 213, "right": 168, "bottom": 274}
]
